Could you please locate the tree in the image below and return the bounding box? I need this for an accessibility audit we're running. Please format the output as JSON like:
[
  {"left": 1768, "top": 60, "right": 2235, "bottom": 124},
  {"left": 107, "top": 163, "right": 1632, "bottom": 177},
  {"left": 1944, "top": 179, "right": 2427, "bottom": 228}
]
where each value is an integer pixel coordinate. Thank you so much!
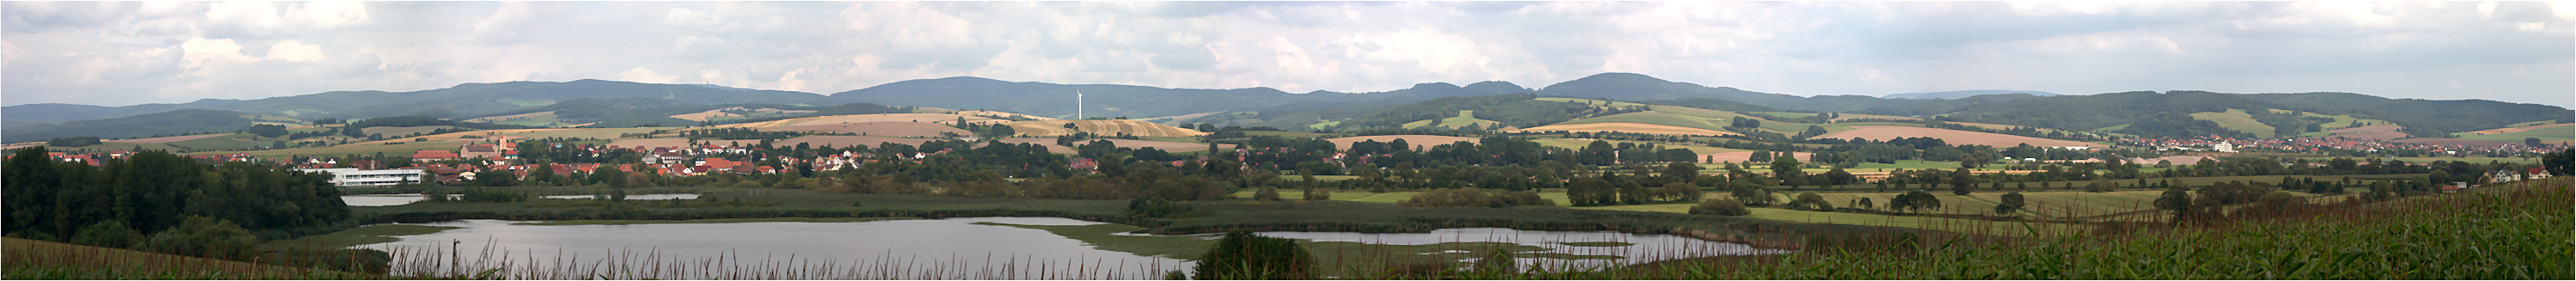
[
  {"left": 1569, "top": 178, "right": 1615, "bottom": 206},
  {"left": 1660, "top": 182, "right": 1703, "bottom": 203},
  {"left": 2154, "top": 185, "right": 2196, "bottom": 223},
  {"left": 1890, "top": 191, "right": 1942, "bottom": 213},
  {"left": 1254, "top": 188, "right": 1283, "bottom": 201},
  {"left": 2527, "top": 137, "right": 2545, "bottom": 147},
  {"left": 141, "top": 216, "right": 261, "bottom": 260},
  {"left": 1689, "top": 199, "right": 1751, "bottom": 216},
  {"left": 1194, "top": 231, "right": 1314, "bottom": 280},
  {"left": 1728, "top": 182, "right": 1776, "bottom": 206},
  {"left": 1788, "top": 192, "right": 1832, "bottom": 211},
  {"left": 1771, "top": 152, "right": 1805, "bottom": 187},
  {"left": 2546, "top": 149, "right": 2573, "bottom": 177},
  {"left": 1949, "top": 168, "right": 1978, "bottom": 195},
  {"left": 1662, "top": 162, "right": 1701, "bottom": 184},
  {"left": 70, "top": 220, "right": 145, "bottom": 249},
  {"left": 1994, "top": 192, "right": 2026, "bottom": 216},
  {"left": 1302, "top": 188, "right": 1331, "bottom": 201}
]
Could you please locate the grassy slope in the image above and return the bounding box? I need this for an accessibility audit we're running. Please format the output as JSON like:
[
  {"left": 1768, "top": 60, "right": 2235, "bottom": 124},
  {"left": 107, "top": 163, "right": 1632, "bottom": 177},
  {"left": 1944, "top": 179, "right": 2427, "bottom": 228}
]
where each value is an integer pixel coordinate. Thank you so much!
[
  {"left": 264, "top": 224, "right": 461, "bottom": 250},
  {"left": 2189, "top": 109, "right": 2275, "bottom": 138},
  {"left": 4, "top": 238, "right": 381, "bottom": 279},
  {"left": 1578, "top": 177, "right": 2573, "bottom": 279},
  {"left": 2454, "top": 124, "right": 2574, "bottom": 143}
]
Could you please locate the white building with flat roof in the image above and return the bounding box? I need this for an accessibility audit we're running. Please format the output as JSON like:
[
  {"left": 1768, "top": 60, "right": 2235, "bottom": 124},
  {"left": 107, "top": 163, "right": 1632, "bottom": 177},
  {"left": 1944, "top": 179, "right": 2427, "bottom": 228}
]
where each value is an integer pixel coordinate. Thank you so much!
[{"left": 295, "top": 168, "right": 424, "bottom": 187}]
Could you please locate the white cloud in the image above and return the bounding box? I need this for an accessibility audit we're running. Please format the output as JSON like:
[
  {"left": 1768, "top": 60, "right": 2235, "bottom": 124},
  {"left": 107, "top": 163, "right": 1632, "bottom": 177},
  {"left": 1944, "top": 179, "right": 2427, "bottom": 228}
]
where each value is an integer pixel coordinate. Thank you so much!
[
  {"left": 3, "top": 1, "right": 2569, "bottom": 108},
  {"left": 264, "top": 40, "right": 325, "bottom": 63}
]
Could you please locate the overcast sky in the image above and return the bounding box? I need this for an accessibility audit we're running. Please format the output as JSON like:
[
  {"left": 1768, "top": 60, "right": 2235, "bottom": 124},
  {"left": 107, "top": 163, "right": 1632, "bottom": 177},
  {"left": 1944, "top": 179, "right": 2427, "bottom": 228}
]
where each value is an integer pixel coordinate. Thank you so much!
[{"left": 6, "top": 1, "right": 2572, "bottom": 107}]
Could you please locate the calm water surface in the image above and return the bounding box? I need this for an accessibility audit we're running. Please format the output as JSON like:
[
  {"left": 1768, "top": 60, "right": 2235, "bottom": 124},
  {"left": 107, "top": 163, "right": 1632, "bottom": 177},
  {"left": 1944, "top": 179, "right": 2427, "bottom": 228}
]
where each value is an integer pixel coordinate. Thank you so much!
[{"left": 361, "top": 217, "right": 1187, "bottom": 279}]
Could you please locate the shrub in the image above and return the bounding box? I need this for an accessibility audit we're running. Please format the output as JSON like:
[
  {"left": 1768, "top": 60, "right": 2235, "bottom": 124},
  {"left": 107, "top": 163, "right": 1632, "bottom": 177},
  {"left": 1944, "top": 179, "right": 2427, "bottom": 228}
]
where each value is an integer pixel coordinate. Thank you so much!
[
  {"left": 68, "top": 220, "right": 144, "bottom": 249},
  {"left": 1399, "top": 188, "right": 1554, "bottom": 208},
  {"left": 1255, "top": 188, "right": 1283, "bottom": 201},
  {"left": 1302, "top": 188, "right": 1331, "bottom": 201},
  {"left": 1127, "top": 197, "right": 1197, "bottom": 219},
  {"left": 141, "top": 216, "right": 260, "bottom": 260},
  {"left": 1193, "top": 231, "right": 1313, "bottom": 280},
  {"left": 1690, "top": 199, "right": 1751, "bottom": 216},
  {"left": 1788, "top": 192, "right": 1832, "bottom": 211}
]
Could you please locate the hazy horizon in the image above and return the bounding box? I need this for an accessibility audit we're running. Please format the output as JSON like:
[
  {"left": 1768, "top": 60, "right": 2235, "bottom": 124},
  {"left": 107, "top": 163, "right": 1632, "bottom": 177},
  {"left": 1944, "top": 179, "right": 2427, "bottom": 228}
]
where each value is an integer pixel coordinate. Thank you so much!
[{"left": 7, "top": 1, "right": 2572, "bottom": 107}]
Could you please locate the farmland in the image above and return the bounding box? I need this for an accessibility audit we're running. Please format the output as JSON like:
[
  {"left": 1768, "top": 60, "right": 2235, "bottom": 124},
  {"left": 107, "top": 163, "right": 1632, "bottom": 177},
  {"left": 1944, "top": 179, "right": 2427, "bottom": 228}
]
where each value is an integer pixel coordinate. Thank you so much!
[
  {"left": 1812, "top": 125, "right": 2098, "bottom": 148},
  {"left": 1002, "top": 119, "right": 1210, "bottom": 137},
  {"left": 1512, "top": 122, "right": 1741, "bottom": 137}
]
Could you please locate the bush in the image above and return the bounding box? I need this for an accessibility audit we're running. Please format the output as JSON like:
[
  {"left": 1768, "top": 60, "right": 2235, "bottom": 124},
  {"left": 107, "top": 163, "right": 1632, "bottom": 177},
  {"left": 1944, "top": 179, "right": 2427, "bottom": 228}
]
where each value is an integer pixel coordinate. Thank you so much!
[
  {"left": 1399, "top": 188, "right": 1555, "bottom": 208},
  {"left": 142, "top": 216, "right": 261, "bottom": 260},
  {"left": 1127, "top": 197, "right": 1197, "bottom": 219},
  {"left": 1193, "top": 231, "right": 1314, "bottom": 280},
  {"left": 1255, "top": 188, "right": 1284, "bottom": 201},
  {"left": 1690, "top": 199, "right": 1751, "bottom": 216},
  {"left": 69, "top": 220, "right": 144, "bottom": 249},
  {"left": 1302, "top": 188, "right": 1331, "bottom": 201},
  {"left": 1788, "top": 192, "right": 1832, "bottom": 211}
]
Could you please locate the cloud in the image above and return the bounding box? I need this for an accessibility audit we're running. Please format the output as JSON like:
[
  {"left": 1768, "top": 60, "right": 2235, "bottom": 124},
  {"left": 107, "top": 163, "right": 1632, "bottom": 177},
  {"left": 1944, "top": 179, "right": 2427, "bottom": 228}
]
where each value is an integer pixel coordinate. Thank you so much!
[{"left": 2, "top": 1, "right": 2568, "bottom": 109}]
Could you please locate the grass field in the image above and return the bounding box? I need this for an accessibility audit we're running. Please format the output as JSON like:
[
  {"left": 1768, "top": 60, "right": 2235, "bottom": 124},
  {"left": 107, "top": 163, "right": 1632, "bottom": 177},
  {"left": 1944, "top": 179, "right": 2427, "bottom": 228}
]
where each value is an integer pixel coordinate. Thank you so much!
[
  {"left": 1557, "top": 112, "right": 1733, "bottom": 131},
  {"left": 2454, "top": 124, "right": 2573, "bottom": 144},
  {"left": 1646, "top": 105, "right": 1756, "bottom": 119},
  {"left": 264, "top": 224, "right": 462, "bottom": 250},
  {"left": 2190, "top": 109, "right": 2275, "bottom": 138},
  {"left": 191, "top": 141, "right": 456, "bottom": 157},
  {"left": 361, "top": 125, "right": 461, "bottom": 137},
  {"left": 4, "top": 238, "right": 381, "bottom": 279},
  {"left": 1573, "top": 177, "right": 2573, "bottom": 279}
]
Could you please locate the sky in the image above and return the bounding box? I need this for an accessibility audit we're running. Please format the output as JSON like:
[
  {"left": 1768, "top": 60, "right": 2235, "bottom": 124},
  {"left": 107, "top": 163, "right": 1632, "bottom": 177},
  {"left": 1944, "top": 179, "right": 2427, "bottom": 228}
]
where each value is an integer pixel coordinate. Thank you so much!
[{"left": 5, "top": 1, "right": 2572, "bottom": 108}]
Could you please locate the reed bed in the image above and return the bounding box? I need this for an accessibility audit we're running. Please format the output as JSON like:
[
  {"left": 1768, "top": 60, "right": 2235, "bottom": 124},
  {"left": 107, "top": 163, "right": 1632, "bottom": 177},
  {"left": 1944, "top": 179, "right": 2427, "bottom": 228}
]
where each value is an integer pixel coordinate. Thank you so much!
[{"left": 2, "top": 237, "right": 381, "bottom": 279}]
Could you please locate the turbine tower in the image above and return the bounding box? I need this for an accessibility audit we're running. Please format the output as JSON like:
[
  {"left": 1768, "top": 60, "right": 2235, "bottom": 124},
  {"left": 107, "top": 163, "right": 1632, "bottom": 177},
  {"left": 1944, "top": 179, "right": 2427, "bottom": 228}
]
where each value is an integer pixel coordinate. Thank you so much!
[{"left": 1075, "top": 86, "right": 1084, "bottom": 119}]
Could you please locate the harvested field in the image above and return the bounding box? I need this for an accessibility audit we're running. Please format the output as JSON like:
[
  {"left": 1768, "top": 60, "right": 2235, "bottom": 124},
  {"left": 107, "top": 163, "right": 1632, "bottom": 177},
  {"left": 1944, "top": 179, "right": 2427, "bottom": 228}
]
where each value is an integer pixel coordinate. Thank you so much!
[
  {"left": 2462, "top": 123, "right": 2572, "bottom": 135},
  {"left": 752, "top": 122, "right": 968, "bottom": 137},
  {"left": 1945, "top": 121, "right": 2057, "bottom": 131},
  {"left": 1002, "top": 119, "right": 1209, "bottom": 137},
  {"left": 1814, "top": 125, "right": 2099, "bottom": 148},
  {"left": 1699, "top": 151, "right": 1814, "bottom": 164},
  {"left": 2316, "top": 131, "right": 2409, "bottom": 141},
  {"left": 1326, "top": 135, "right": 1480, "bottom": 151},
  {"left": 995, "top": 138, "right": 1233, "bottom": 154},
  {"left": 1511, "top": 122, "right": 1740, "bottom": 137},
  {"left": 2190, "top": 109, "right": 2275, "bottom": 138},
  {"left": 2329, "top": 125, "right": 2403, "bottom": 133},
  {"left": 106, "top": 133, "right": 231, "bottom": 144},
  {"left": 669, "top": 107, "right": 818, "bottom": 121},
  {"left": 955, "top": 110, "right": 1056, "bottom": 120},
  {"left": 2393, "top": 137, "right": 2516, "bottom": 148},
  {"left": 1831, "top": 113, "right": 1920, "bottom": 122},
  {"left": 604, "top": 138, "right": 763, "bottom": 149},
  {"left": 774, "top": 136, "right": 945, "bottom": 149},
  {"left": 1139, "top": 112, "right": 1218, "bottom": 124},
  {"left": 714, "top": 113, "right": 1005, "bottom": 128},
  {"left": 465, "top": 111, "right": 556, "bottom": 123},
  {"left": 1557, "top": 112, "right": 1730, "bottom": 131},
  {"left": 2129, "top": 156, "right": 2210, "bottom": 166}
]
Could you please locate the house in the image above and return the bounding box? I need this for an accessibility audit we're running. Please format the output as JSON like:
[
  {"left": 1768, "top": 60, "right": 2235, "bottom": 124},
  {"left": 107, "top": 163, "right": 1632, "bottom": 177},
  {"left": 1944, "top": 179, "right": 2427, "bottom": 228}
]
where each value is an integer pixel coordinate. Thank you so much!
[
  {"left": 414, "top": 150, "right": 459, "bottom": 161},
  {"left": 461, "top": 144, "right": 502, "bottom": 159}
]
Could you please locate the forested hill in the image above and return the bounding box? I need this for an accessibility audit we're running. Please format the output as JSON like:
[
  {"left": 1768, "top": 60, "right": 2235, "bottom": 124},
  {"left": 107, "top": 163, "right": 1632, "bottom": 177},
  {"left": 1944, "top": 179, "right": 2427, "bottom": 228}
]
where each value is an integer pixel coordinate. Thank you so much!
[
  {"left": 1938, "top": 91, "right": 2574, "bottom": 137},
  {"left": 1, "top": 109, "right": 258, "bottom": 143},
  {"left": 1, "top": 79, "right": 837, "bottom": 127},
  {"left": 824, "top": 76, "right": 1532, "bottom": 119}
]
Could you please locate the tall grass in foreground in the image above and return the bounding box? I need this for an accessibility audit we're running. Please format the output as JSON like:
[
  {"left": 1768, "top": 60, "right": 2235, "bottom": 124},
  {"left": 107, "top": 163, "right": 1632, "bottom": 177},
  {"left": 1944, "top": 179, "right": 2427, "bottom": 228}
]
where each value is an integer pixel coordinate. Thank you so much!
[
  {"left": 2, "top": 237, "right": 381, "bottom": 279},
  {"left": 1511, "top": 177, "right": 2574, "bottom": 279}
]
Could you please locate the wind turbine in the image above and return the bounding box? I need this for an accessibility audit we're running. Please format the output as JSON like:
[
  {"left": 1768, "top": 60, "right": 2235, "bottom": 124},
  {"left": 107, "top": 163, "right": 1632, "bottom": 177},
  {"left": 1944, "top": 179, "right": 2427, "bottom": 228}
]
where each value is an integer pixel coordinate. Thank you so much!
[{"left": 1075, "top": 86, "right": 1084, "bottom": 119}]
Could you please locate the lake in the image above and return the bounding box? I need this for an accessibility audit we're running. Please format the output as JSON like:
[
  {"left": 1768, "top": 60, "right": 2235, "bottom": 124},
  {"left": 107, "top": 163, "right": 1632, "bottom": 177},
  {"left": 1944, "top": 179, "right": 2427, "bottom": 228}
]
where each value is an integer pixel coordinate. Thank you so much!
[
  {"left": 340, "top": 193, "right": 699, "bottom": 206},
  {"left": 357, "top": 217, "right": 1783, "bottom": 279},
  {"left": 361, "top": 217, "right": 1190, "bottom": 279}
]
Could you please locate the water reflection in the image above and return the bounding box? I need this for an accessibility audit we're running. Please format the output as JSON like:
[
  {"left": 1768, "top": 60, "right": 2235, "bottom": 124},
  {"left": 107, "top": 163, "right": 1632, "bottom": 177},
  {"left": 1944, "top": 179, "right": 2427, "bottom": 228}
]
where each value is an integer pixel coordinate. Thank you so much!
[
  {"left": 537, "top": 193, "right": 700, "bottom": 200},
  {"left": 360, "top": 217, "right": 1187, "bottom": 279}
]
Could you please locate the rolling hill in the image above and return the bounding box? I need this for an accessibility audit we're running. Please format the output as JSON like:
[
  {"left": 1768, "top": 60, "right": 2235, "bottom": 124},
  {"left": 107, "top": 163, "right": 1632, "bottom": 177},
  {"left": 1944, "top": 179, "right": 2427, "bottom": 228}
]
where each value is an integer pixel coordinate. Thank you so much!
[
  {"left": 1880, "top": 89, "right": 2064, "bottom": 100},
  {"left": 1002, "top": 119, "right": 1210, "bottom": 137}
]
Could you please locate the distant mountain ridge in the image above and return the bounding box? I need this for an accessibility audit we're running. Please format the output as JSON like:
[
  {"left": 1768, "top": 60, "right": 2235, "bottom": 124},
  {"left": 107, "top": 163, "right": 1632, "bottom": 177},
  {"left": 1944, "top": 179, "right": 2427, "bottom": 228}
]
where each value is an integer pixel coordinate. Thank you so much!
[
  {"left": 1881, "top": 90, "right": 2064, "bottom": 100},
  {"left": 6, "top": 73, "right": 2567, "bottom": 141}
]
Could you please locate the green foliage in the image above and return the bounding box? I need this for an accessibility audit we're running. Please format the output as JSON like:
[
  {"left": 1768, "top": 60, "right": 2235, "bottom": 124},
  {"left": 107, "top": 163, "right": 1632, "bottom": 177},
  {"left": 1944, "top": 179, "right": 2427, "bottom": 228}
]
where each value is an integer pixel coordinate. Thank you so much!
[
  {"left": 1397, "top": 188, "right": 1555, "bottom": 208},
  {"left": 45, "top": 137, "right": 103, "bottom": 147},
  {"left": 68, "top": 220, "right": 144, "bottom": 249},
  {"left": 1995, "top": 192, "right": 2026, "bottom": 215},
  {"left": 1888, "top": 191, "right": 1942, "bottom": 212},
  {"left": 4, "top": 147, "right": 350, "bottom": 244},
  {"left": 1193, "top": 231, "right": 1315, "bottom": 280},
  {"left": 1787, "top": 192, "right": 1832, "bottom": 211},
  {"left": 2547, "top": 149, "right": 2572, "bottom": 177},
  {"left": 3, "top": 109, "right": 257, "bottom": 143},
  {"left": 1688, "top": 199, "right": 1751, "bottom": 216},
  {"left": 1126, "top": 197, "right": 1197, "bottom": 219},
  {"left": 140, "top": 217, "right": 260, "bottom": 260}
]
